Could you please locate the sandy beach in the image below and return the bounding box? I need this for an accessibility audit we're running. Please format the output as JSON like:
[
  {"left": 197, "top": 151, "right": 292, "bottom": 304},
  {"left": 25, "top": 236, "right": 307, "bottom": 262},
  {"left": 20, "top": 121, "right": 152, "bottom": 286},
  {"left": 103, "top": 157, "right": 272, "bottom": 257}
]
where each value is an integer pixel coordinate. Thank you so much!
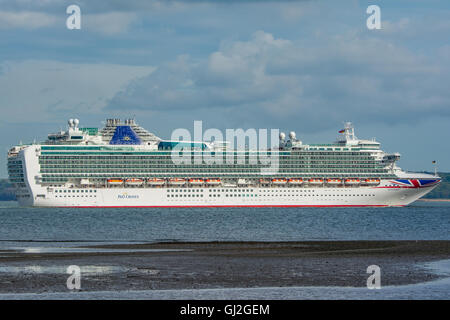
[{"left": 0, "top": 241, "right": 449, "bottom": 294}]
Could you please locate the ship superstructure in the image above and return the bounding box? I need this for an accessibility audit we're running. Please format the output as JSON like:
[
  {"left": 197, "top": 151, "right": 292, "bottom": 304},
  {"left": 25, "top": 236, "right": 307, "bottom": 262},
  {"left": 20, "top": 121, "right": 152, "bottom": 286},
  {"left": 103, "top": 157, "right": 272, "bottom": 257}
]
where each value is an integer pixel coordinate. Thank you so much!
[{"left": 7, "top": 119, "right": 440, "bottom": 207}]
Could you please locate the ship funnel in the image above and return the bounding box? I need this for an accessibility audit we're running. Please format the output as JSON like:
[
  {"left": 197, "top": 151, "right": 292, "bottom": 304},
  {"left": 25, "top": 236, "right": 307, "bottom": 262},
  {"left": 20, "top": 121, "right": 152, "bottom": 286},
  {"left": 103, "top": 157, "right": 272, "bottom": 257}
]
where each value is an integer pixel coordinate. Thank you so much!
[{"left": 289, "top": 131, "right": 296, "bottom": 140}]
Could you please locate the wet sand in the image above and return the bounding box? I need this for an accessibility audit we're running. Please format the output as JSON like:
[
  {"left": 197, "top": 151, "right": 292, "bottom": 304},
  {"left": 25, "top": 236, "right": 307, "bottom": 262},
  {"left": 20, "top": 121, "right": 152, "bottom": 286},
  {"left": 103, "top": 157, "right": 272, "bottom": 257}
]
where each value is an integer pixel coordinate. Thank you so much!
[{"left": 0, "top": 241, "right": 449, "bottom": 294}]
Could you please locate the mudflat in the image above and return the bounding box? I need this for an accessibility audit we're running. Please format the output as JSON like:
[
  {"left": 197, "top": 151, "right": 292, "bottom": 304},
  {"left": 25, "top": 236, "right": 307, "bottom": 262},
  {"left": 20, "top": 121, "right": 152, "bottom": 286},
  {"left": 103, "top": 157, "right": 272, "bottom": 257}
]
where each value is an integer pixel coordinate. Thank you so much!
[{"left": 0, "top": 241, "right": 449, "bottom": 293}]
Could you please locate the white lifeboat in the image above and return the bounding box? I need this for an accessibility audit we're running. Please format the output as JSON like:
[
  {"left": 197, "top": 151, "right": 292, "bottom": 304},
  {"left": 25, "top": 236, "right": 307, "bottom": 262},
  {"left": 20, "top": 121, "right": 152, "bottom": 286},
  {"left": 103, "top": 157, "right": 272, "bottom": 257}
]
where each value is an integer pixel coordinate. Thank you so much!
[
  {"left": 147, "top": 178, "right": 165, "bottom": 186},
  {"left": 169, "top": 178, "right": 186, "bottom": 185},
  {"left": 237, "top": 179, "right": 249, "bottom": 185}
]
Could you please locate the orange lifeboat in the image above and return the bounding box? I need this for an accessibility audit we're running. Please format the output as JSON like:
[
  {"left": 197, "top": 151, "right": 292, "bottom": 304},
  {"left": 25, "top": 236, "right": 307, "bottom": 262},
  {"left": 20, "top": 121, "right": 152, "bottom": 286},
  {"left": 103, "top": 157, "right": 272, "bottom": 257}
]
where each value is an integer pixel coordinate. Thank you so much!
[
  {"left": 364, "top": 178, "right": 380, "bottom": 185},
  {"left": 125, "top": 178, "right": 144, "bottom": 186},
  {"left": 272, "top": 178, "right": 287, "bottom": 185},
  {"left": 345, "top": 178, "right": 360, "bottom": 185},
  {"left": 189, "top": 178, "right": 204, "bottom": 185},
  {"left": 169, "top": 178, "right": 186, "bottom": 185},
  {"left": 205, "top": 178, "right": 221, "bottom": 185},
  {"left": 288, "top": 178, "right": 303, "bottom": 185},
  {"left": 308, "top": 178, "right": 323, "bottom": 185},
  {"left": 147, "top": 178, "right": 165, "bottom": 186},
  {"left": 326, "top": 178, "right": 342, "bottom": 185},
  {"left": 107, "top": 179, "right": 123, "bottom": 185}
]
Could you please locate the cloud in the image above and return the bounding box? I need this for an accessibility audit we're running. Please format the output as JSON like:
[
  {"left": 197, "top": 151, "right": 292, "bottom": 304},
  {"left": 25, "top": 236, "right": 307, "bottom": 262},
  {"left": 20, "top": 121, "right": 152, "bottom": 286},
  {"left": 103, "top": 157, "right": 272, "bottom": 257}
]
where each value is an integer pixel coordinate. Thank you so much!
[
  {"left": 382, "top": 18, "right": 411, "bottom": 34},
  {"left": 83, "top": 12, "right": 138, "bottom": 35},
  {"left": 0, "top": 10, "right": 58, "bottom": 29},
  {"left": 0, "top": 0, "right": 191, "bottom": 15},
  {"left": 106, "top": 30, "right": 450, "bottom": 131},
  {"left": 107, "top": 31, "right": 294, "bottom": 109},
  {"left": 0, "top": 1, "right": 449, "bottom": 175},
  {"left": 0, "top": 60, "right": 155, "bottom": 123},
  {"left": 0, "top": 9, "right": 139, "bottom": 35}
]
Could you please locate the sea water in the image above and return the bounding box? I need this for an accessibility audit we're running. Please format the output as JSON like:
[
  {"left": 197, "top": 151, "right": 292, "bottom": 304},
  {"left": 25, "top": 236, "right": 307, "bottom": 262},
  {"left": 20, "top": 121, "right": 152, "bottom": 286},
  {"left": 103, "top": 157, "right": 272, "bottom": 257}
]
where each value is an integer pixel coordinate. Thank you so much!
[
  {"left": 0, "top": 201, "right": 449, "bottom": 246},
  {"left": 0, "top": 201, "right": 448, "bottom": 299}
]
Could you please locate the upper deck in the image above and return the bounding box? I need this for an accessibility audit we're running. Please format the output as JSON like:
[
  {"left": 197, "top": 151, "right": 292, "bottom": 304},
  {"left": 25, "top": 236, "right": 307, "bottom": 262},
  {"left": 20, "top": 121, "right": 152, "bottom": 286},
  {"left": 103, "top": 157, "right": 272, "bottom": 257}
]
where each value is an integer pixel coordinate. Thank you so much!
[{"left": 9, "top": 118, "right": 404, "bottom": 185}]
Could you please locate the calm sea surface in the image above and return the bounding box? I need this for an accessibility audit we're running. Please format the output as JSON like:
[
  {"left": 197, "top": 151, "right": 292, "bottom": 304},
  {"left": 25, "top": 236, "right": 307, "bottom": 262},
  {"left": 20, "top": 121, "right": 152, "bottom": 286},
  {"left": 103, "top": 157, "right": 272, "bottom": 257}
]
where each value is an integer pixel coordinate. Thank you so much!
[
  {"left": 0, "top": 201, "right": 449, "bottom": 247},
  {"left": 0, "top": 201, "right": 449, "bottom": 299}
]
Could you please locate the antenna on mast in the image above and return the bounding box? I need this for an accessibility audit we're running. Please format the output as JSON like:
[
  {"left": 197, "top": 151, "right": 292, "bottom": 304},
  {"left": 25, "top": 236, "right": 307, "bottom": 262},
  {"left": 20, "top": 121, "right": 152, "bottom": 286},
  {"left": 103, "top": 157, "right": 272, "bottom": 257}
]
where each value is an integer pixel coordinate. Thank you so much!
[
  {"left": 432, "top": 160, "right": 437, "bottom": 176},
  {"left": 337, "top": 122, "right": 357, "bottom": 143},
  {"left": 344, "top": 122, "right": 356, "bottom": 141}
]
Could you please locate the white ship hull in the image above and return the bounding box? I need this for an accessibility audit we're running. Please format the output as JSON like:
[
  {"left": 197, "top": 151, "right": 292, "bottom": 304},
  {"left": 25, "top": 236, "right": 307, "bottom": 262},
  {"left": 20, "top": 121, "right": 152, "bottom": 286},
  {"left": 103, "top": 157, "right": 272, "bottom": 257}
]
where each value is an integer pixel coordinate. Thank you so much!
[{"left": 17, "top": 181, "right": 438, "bottom": 208}]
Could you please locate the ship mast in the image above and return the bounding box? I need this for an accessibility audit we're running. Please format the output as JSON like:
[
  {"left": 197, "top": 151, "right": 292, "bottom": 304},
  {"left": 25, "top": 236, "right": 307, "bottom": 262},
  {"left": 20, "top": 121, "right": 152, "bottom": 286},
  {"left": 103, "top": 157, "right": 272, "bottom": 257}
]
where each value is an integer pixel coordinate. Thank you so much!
[{"left": 343, "top": 122, "right": 356, "bottom": 141}]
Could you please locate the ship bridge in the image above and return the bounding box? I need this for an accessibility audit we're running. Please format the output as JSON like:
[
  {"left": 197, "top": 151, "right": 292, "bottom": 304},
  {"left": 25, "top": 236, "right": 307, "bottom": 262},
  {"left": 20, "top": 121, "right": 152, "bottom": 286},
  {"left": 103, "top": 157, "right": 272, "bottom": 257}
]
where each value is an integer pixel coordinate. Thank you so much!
[{"left": 100, "top": 119, "right": 161, "bottom": 145}]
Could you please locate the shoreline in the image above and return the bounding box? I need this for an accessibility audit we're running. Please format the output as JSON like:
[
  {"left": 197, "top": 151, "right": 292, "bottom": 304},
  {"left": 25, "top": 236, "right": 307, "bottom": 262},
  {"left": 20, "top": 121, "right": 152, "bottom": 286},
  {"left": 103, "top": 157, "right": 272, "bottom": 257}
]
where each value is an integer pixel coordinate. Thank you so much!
[{"left": 0, "top": 240, "right": 448, "bottom": 294}]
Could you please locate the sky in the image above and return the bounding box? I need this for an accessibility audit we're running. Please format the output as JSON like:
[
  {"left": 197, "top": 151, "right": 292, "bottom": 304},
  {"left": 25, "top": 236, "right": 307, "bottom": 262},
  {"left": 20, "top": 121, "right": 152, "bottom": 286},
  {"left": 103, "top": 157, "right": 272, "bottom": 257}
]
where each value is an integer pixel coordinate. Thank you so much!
[{"left": 0, "top": 0, "right": 449, "bottom": 177}]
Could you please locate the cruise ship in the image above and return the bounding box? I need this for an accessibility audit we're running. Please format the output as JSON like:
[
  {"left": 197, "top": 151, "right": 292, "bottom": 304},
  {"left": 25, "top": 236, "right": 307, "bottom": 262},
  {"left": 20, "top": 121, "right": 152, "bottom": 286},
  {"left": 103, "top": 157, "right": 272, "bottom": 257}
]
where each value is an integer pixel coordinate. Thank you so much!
[{"left": 7, "top": 118, "right": 440, "bottom": 207}]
